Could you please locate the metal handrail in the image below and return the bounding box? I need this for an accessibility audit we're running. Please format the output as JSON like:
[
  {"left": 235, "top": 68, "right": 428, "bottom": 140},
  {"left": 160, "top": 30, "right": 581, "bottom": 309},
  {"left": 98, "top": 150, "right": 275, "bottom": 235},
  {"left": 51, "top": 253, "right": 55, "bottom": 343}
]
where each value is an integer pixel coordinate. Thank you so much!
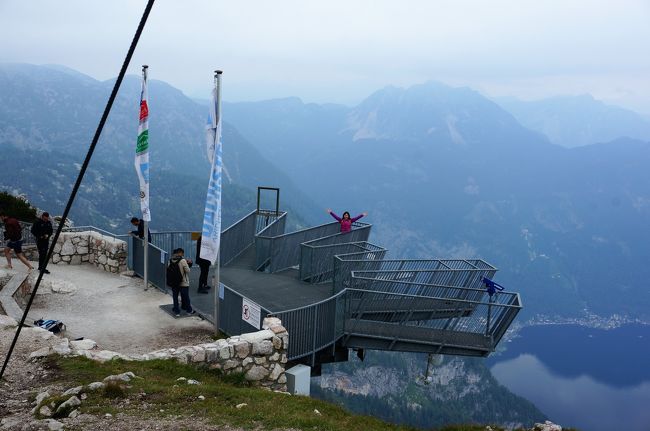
[
  {"left": 256, "top": 221, "right": 371, "bottom": 273},
  {"left": 123, "top": 207, "right": 521, "bottom": 362},
  {"left": 300, "top": 241, "right": 386, "bottom": 284},
  {"left": 333, "top": 258, "right": 496, "bottom": 293},
  {"left": 345, "top": 285, "right": 519, "bottom": 307},
  {"left": 272, "top": 289, "right": 348, "bottom": 363},
  {"left": 220, "top": 211, "right": 259, "bottom": 266},
  {"left": 62, "top": 225, "right": 130, "bottom": 240},
  {"left": 342, "top": 287, "right": 522, "bottom": 353},
  {"left": 273, "top": 288, "right": 348, "bottom": 314},
  {"left": 350, "top": 274, "right": 513, "bottom": 295}
]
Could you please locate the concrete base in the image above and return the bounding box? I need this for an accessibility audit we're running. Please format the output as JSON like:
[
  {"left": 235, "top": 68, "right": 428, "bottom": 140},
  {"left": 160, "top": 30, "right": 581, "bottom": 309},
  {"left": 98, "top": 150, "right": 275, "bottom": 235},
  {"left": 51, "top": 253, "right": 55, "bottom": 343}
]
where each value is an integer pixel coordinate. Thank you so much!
[{"left": 286, "top": 364, "right": 311, "bottom": 396}]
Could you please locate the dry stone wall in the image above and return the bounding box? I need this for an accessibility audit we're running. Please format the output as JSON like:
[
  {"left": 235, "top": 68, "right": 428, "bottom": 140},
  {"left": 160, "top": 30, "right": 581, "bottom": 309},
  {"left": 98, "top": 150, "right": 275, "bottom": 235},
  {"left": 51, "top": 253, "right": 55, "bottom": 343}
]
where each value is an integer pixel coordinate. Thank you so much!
[
  {"left": 50, "top": 231, "right": 127, "bottom": 273},
  {"left": 28, "top": 316, "right": 289, "bottom": 391}
]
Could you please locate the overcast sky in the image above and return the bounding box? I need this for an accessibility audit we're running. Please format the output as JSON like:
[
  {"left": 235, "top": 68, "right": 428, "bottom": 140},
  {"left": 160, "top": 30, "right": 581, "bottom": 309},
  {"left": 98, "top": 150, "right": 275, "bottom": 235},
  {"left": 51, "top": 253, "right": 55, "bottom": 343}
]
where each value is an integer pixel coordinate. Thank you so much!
[{"left": 1, "top": 0, "right": 649, "bottom": 114}]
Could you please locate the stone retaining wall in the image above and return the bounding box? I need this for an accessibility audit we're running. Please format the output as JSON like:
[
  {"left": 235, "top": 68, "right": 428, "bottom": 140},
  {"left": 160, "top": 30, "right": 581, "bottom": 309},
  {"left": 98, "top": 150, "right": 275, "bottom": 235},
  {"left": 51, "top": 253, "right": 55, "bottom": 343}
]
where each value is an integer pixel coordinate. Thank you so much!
[
  {"left": 142, "top": 317, "right": 289, "bottom": 391},
  {"left": 20, "top": 245, "right": 38, "bottom": 262},
  {"left": 50, "top": 231, "right": 127, "bottom": 273},
  {"left": 28, "top": 317, "right": 289, "bottom": 391}
]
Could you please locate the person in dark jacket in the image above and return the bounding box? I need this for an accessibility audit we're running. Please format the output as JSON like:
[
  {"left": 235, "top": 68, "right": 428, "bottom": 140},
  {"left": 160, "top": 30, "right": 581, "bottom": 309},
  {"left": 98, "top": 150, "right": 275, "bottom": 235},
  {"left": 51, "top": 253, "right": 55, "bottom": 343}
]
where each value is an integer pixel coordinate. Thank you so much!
[
  {"left": 1, "top": 211, "right": 34, "bottom": 271},
  {"left": 130, "top": 217, "right": 151, "bottom": 242},
  {"left": 195, "top": 234, "right": 211, "bottom": 294},
  {"left": 31, "top": 212, "right": 53, "bottom": 274},
  {"left": 169, "top": 248, "right": 195, "bottom": 317}
]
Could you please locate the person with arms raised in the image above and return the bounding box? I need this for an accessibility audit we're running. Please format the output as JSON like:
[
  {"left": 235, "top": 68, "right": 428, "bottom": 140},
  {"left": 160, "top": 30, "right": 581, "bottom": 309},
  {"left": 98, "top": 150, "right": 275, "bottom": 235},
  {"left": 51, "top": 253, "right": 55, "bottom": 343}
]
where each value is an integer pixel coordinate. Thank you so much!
[{"left": 326, "top": 209, "right": 367, "bottom": 233}]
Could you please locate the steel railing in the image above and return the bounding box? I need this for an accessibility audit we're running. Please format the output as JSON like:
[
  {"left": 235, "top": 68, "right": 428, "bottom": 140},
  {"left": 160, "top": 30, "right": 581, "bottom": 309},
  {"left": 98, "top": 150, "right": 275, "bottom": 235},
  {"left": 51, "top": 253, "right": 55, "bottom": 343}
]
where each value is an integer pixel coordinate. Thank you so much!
[
  {"left": 221, "top": 210, "right": 286, "bottom": 266},
  {"left": 61, "top": 225, "right": 130, "bottom": 240},
  {"left": 131, "top": 236, "right": 167, "bottom": 292},
  {"left": 272, "top": 289, "right": 347, "bottom": 363},
  {"left": 218, "top": 283, "right": 273, "bottom": 335},
  {"left": 300, "top": 241, "right": 386, "bottom": 284},
  {"left": 255, "top": 221, "right": 371, "bottom": 273},
  {"left": 5, "top": 222, "right": 129, "bottom": 247},
  {"left": 254, "top": 212, "right": 288, "bottom": 270},
  {"left": 342, "top": 287, "right": 521, "bottom": 355},
  {"left": 333, "top": 258, "right": 497, "bottom": 293},
  {"left": 129, "top": 210, "right": 288, "bottom": 293},
  {"left": 112, "top": 208, "right": 520, "bottom": 362}
]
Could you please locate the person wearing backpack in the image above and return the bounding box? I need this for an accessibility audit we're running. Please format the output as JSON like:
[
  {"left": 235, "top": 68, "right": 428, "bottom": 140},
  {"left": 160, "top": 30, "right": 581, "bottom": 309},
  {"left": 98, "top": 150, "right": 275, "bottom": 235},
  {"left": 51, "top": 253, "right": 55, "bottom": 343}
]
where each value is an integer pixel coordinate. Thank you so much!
[{"left": 167, "top": 248, "right": 195, "bottom": 317}]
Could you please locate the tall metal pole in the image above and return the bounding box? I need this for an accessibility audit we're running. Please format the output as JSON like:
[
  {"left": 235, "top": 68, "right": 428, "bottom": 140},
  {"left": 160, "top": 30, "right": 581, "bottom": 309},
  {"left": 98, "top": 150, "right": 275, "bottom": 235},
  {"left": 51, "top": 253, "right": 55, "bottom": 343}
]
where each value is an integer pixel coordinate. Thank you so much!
[
  {"left": 142, "top": 65, "right": 149, "bottom": 291},
  {"left": 213, "top": 70, "right": 223, "bottom": 332}
]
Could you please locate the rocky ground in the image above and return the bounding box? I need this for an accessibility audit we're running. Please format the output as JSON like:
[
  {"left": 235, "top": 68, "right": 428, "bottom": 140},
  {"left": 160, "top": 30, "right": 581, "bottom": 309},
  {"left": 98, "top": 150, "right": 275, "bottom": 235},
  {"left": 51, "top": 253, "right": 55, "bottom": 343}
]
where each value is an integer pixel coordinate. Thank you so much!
[
  {"left": 0, "top": 262, "right": 233, "bottom": 430},
  {"left": 0, "top": 317, "right": 220, "bottom": 430}
]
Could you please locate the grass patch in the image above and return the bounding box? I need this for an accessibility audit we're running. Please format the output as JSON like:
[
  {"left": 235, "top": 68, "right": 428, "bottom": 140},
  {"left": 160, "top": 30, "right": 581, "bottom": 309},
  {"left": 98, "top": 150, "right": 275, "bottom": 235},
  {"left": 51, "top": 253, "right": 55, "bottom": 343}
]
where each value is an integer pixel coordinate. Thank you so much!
[
  {"left": 51, "top": 357, "right": 575, "bottom": 431},
  {"left": 53, "top": 356, "right": 418, "bottom": 431},
  {"left": 103, "top": 381, "right": 127, "bottom": 399},
  {"left": 210, "top": 330, "right": 229, "bottom": 341}
]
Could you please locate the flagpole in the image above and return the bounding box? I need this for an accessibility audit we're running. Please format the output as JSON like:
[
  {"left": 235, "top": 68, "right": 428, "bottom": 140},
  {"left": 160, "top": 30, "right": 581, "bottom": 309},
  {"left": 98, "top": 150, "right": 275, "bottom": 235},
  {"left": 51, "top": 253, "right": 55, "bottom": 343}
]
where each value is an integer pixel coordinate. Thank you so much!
[
  {"left": 142, "top": 64, "right": 149, "bottom": 291},
  {"left": 213, "top": 69, "right": 223, "bottom": 332}
]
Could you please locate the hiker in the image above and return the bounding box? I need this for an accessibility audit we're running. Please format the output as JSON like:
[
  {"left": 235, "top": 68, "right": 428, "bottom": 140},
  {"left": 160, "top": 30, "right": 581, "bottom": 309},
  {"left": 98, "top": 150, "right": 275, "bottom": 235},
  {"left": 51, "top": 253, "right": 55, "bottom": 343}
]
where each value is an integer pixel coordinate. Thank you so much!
[
  {"left": 31, "top": 211, "right": 53, "bottom": 274},
  {"left": 1, "top": 210, "right": 34, "bottom": 271},
  {"left": 195, "top": 234, "right": 211, "bottom": 294},
  {"left": 168, "top": 247, "right": 195, "bottom": 317},
  {"left": 326, "top": 209, "right": 367, "bottom": 233},
  {"left": 130, "top": 217, "right": 151, "bottom": 242}
]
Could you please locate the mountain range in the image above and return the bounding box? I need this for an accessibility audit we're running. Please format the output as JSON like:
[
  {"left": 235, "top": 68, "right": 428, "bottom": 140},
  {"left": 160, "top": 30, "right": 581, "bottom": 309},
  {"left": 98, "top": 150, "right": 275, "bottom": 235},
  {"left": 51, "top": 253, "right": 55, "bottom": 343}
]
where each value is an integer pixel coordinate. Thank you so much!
[
  {"left": 224, "top": 82, "right": 650, "bottom": 320},
  {"left": 3, "top": 63, "right": 649, "bottom": 429},
  {"left": 0, "top": 63, "right": 319, "bottom": 231},
  {"left": 3, "top": 65, "right": 649, "bottom": 319},
  {"left": 495, "top": 94, "right": 650, "bottom": 148}
]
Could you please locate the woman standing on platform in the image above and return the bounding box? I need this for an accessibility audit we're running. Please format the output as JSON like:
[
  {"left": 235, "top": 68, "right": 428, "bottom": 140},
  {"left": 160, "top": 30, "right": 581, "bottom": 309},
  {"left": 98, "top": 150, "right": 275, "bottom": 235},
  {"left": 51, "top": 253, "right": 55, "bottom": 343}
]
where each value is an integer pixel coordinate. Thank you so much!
[{"left": 327, "top": 209, "right": 367, "bottom": 233}]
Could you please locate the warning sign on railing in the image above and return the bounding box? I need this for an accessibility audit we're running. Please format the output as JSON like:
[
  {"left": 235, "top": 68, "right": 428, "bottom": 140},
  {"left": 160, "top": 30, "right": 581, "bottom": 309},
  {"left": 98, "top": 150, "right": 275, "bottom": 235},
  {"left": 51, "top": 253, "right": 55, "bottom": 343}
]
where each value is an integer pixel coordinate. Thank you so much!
[{"left": 242, "top": 297, "right": 261, "bottom": 329}]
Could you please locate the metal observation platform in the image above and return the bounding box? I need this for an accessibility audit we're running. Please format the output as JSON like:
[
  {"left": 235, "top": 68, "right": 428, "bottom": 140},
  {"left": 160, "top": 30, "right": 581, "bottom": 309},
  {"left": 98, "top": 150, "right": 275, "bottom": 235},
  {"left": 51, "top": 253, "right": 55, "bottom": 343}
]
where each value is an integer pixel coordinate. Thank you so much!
[{"left": 130, "top": 200, "right": 522, "bottom": 371}]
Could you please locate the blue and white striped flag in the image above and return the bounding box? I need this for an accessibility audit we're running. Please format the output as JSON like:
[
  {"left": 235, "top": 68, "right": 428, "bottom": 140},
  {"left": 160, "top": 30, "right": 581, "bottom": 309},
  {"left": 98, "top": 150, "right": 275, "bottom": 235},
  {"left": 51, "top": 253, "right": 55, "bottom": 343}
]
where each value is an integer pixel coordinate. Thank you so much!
[{"left": 200, "top": 87, "right": 222, "bottom": 264}]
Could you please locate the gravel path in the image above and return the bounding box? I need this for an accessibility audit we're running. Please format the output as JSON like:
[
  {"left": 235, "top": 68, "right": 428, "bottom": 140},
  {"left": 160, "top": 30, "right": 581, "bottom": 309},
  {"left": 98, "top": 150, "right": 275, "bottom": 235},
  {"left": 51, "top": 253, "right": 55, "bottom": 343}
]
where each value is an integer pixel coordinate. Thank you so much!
[{"left": 12, "top": 263, "right": 217, "bottom": 354}]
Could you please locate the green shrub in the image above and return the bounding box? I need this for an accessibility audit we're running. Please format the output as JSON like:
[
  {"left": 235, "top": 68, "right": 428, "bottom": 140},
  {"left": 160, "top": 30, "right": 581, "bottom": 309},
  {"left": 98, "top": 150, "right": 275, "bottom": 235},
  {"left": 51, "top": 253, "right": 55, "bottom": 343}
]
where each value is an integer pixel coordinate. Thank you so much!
[
  {"left": 0, "top": 191, "right": 39, "bottom": 221},
  {"left": 103, "top": 381, "right": 127, "bottom": 399}
]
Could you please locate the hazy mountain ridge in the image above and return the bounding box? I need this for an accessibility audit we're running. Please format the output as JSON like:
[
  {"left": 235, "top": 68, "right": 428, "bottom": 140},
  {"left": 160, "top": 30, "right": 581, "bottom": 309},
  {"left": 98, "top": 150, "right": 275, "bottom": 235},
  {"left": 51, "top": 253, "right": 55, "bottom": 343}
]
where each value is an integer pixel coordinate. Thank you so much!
[
  {"left": 347, "top": 81, "right": 546, "bottom": 147},
  {"left": 2, "top": 64, "right": 646, "bottom": 429},
  {"left": 313, "top": 351, "right": 544, "bottom": 429},
  {"left": 0, "top": 63, "right": 320, "bottom": 230},
  {"left": 223, "top": 84, "right": 650, "bottom": 320},
  {"left": 495, "top": 94, "right": 650, "bottom": 148}
]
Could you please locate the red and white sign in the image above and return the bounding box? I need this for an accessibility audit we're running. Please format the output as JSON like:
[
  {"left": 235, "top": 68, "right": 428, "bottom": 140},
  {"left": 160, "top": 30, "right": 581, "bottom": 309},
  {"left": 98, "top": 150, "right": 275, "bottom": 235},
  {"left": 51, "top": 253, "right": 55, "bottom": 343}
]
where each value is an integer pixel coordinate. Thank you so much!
[{"left": 241, "top": 297, "right": 261, "bottom": 329}]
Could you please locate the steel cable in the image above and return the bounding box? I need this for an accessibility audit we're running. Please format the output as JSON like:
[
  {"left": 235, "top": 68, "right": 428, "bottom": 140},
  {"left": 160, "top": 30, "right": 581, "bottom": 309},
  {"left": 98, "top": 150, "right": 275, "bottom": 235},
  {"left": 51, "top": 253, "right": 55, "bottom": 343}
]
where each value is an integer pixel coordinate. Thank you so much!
[{"left": 1, "top": 0, "right": 156, "bottom": 380}]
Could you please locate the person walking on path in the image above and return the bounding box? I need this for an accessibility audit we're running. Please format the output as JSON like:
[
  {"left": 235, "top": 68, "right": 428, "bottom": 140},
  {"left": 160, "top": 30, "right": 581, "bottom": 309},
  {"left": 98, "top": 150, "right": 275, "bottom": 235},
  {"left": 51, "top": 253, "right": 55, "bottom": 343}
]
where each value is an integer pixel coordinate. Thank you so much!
[
  {"left": 195, "top": 235, "right": 211, "bottom": 294},
  {"left": 30, "top": 212, "right": 53, "bottom": 274},
  {"left": 327, "top": 209, "right": 367, "bottom": 233},
  {"left": 1, "top": 211, "right": 34, "bottom": 271},
  {"left": 130, "top": 217, "right": 152, "bottom": 242},
  {"left": 169, "top": 248, "right": 196, "bottom": 317}
]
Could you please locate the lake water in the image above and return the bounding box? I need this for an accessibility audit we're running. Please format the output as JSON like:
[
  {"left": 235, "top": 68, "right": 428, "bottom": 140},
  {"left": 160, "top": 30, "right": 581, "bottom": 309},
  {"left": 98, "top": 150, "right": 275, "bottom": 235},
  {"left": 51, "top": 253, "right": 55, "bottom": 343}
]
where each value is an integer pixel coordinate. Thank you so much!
[{"left": 487, "top": 324, "right": 650, "bottom": 431}]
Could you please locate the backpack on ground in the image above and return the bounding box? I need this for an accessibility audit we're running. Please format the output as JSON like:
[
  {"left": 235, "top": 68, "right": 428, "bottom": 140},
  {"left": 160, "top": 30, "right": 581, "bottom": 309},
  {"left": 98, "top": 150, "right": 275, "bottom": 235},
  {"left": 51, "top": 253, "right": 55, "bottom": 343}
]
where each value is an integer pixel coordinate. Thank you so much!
[
  {"left": 34, "top": 319, "right": 66, "bottom": 333},
  {"left": 166, "top": 259, "right": 182, "bottom": 287}
]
